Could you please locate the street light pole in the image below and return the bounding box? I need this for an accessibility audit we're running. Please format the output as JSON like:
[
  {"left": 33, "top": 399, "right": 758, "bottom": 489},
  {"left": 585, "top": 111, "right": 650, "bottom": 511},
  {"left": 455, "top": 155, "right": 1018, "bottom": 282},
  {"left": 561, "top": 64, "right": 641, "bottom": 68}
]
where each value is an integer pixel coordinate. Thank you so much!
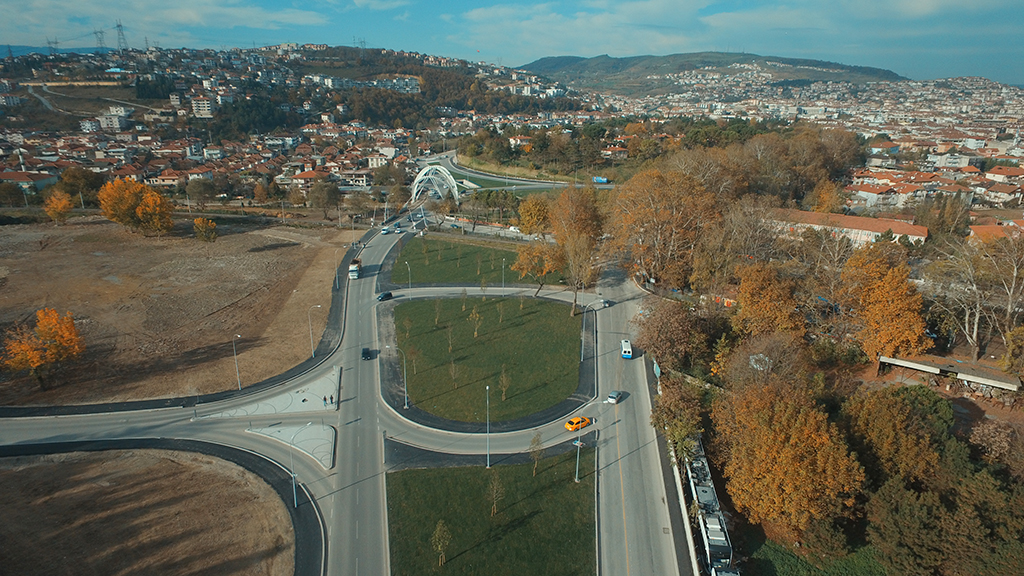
[
  {"left": 486, "top": 385, "right": 491, "bottom": 469},
  {"left": 502, "top": 258, "right": 506, "bottom": 296},
  {"left": 386, "top": 345, "right": 409, "bottom": 409},
  {"left": 334, "top": 248, "right": 341, "bottom": 290},
  {"left": 308, "top": 304, "right": 322, "bottom": 358},
  {"left": 405, "top": 260, "right": 411, "bottom": 290},
  {"left": 290, "top": 421, "right": 313, "bottom": 508},
  {"left": 232, "top": 334, "right": 242, "bottom": 390},
  {"left": 574, "top": 431, "right": 583, "bottom": 483}
]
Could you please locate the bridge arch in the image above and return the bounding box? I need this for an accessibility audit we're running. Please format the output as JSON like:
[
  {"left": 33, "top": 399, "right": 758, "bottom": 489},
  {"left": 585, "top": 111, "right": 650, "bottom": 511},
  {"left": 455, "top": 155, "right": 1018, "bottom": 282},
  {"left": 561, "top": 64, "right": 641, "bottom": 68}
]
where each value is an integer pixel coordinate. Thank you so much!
[{"left": 411, "top": 165, "right": 460, "bottom": 203}]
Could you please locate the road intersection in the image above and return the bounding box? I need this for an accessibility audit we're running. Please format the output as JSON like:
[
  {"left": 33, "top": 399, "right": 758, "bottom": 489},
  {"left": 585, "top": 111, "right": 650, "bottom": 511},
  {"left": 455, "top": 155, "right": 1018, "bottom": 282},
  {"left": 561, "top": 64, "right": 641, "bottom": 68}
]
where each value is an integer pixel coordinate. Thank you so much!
[{"left": 0, "top": 220, "right": 689, "bottom": 576}]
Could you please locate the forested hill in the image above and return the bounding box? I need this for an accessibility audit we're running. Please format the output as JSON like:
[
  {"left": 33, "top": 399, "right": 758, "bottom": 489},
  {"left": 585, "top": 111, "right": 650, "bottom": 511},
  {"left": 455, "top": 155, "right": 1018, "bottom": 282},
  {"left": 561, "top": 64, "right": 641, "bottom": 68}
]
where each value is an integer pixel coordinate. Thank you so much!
[{"left": 521, "top": 52, "right": 905, "bottom": 96}]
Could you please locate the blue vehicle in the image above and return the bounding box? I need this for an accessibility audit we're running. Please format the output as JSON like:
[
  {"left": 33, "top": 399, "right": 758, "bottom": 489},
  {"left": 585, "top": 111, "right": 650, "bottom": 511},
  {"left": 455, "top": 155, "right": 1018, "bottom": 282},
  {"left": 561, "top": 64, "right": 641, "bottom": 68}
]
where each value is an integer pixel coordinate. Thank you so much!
[{"left": 620, "top": 340, "right": 633, "bottom": 359}]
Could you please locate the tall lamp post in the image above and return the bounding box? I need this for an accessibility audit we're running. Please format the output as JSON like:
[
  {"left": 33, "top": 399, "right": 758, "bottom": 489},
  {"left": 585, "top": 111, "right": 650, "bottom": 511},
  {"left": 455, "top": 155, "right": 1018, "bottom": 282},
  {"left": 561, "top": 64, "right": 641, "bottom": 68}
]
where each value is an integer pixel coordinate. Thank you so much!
[
  {"left": 386, "top": 345, "right": 409, "bottom": 409},
  {"left": 334, "top": 248, "right": 341, "bottom": 289},
  {"left": 404, "top": 260, "right": 411, "bottom": 290},
  {"left": 581, "top": 299, "right": 604, "bottom": 362},
  {"left": 574, "top": 431, "right": 584, "bottom": 483},
  {"left": 308, "top": 304, "right": 322, "bottom": 358},
  {"left": 502, "top": 258, "right": 506, "bottom": 296},
  {"left": 232, "top": 334, "right": 242, "bottom": 390},
  {"left": 290, "top": 421, "right": 313, "bottom": 508},
  {"left": 486, "top": 385, "right": 491, "bottom": 469}
]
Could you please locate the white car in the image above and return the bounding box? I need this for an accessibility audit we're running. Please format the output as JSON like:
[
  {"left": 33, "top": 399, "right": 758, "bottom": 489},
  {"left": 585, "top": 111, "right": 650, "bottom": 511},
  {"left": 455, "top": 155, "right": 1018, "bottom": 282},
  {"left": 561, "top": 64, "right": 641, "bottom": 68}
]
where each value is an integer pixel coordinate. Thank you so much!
[
  {"left": 509, "top": 226, "right": 521, "bottom": 233},
  {"left": 380, "top": 227, "right": 390, "bottom": 235}
]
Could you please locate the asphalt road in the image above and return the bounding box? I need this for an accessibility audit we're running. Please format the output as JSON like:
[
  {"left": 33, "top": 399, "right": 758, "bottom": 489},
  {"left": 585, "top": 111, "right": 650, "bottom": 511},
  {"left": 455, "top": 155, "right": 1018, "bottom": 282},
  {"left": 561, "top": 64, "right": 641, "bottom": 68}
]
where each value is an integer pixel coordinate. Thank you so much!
[{"left": 0, "top": 216, "right": 690, "bottom": 576}]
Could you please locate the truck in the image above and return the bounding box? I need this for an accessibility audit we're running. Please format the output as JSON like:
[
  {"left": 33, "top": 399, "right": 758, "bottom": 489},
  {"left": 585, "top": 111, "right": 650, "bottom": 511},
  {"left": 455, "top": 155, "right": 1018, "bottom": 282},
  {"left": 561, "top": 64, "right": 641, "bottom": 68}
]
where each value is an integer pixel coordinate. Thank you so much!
[
  {"left": 592, "top": 176, "right": 609, "bottom": 184},
  {"left": 348, "top": 258, "right": 362, "bottom": 279}
]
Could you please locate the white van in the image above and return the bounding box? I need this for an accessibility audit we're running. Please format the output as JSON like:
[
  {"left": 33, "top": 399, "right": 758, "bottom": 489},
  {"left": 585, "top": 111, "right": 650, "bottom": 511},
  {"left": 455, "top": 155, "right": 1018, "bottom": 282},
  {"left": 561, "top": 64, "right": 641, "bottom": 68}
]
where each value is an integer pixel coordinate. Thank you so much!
[{"left": 620, "top": 340, "right": 633, "bottom": 359}]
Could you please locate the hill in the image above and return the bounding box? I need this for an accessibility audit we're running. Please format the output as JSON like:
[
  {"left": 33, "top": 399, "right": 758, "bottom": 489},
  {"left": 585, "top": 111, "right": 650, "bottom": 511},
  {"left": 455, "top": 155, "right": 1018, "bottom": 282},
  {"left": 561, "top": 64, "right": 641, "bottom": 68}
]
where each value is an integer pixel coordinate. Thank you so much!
[{"left": 520, "top": 52, "right": 906, "bottom": 96}]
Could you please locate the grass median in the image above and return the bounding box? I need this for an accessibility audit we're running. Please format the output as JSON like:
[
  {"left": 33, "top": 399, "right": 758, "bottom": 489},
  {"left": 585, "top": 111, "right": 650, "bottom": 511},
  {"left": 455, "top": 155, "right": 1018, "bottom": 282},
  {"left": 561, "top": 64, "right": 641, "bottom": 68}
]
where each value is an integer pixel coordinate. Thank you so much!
[
  {"left": 394, "top": 297, "right": 580, "bottom": 422},
  {"left": 398, "top": 236, "right": 518, "bottom": 286},
  {"left": 388, "top": 449, "right": 596, "bottom": 576}
]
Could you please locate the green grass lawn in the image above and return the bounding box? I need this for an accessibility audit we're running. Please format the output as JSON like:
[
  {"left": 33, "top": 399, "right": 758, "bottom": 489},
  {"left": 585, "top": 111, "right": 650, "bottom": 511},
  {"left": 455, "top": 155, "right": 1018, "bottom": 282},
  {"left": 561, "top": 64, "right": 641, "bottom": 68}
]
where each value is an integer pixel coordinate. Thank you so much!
[
  {"left": 398, "top": 236, "right": 522, "bottom": 287},
  {"left": 388, "top": 449, "right": 595, "bottom": 576},
  {"left": 394, "top": 297, "right": 580, "bottom": 422},
  {"left": 745, "top": 541, "right": 885, "bottom": 576}
]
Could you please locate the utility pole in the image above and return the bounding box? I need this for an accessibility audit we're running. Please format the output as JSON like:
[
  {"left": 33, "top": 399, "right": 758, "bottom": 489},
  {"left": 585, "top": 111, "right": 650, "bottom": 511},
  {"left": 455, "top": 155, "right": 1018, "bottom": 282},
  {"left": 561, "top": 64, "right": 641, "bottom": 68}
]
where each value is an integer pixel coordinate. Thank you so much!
[{"left": 115, "top": 20, "right": 129, "bottom": 54}]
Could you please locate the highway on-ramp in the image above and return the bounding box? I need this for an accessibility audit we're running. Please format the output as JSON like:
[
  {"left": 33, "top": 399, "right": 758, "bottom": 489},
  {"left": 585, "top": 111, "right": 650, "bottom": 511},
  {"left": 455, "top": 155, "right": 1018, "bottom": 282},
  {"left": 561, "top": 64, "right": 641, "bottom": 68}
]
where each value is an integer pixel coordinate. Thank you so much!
[{"left": 0, "top": 220, "right": 690, "bottom": 576}]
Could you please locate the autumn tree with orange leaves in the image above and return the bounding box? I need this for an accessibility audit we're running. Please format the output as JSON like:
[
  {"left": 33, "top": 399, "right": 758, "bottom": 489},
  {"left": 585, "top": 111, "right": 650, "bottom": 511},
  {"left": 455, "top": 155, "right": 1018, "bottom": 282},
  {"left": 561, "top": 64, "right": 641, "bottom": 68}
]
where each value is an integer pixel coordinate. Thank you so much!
[
  {"left": 841, "top": 243, "right": 930, "bottom": 359},
  {"left": 611, "top": 169, "right": 718, "bottom": 288},
  {"left": 713, "top": 378, "right": 864, "bottom": 539},
  {"left": 511, "top": 241, "right": 564, "bottom": 297},
  {"left": 135, "top": 188, "right": 174, "bottom": 236},
  {"left": 732, "top": 263, "right": 804, "bottom": 337},
  {"left": 550, "top": 186, "right": 601, "bottom": 315},
  {"left": 43, "top": 190, "right": 74, "bottom": 224},
  {"left": 3, "top": 308, "right": 84, "bottom": 386},
  {"left": 98, "top": 178, "right": 173, "bottom": 234},
  {"left": 515, "top": 195, "right": 550, "bottom": 237}
]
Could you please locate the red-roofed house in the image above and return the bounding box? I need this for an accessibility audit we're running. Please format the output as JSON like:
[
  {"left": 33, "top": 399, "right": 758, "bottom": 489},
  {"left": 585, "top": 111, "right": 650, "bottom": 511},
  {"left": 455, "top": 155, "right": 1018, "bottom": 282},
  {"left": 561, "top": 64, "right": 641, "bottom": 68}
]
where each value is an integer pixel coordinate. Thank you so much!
[
  {"left": 987, "top": 166, "right": 1024, "bottom": 183},
  {"left": 773, "top": 208, "right": 929, "bottom": 247}
]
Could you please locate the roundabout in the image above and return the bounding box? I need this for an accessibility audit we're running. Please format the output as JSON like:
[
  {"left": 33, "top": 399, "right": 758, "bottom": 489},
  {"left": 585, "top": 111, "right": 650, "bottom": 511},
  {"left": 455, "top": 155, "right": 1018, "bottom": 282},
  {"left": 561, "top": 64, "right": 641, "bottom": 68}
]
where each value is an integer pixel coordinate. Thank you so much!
[{"left": 0, "top": 212, "right": 686, "bottom": 576}]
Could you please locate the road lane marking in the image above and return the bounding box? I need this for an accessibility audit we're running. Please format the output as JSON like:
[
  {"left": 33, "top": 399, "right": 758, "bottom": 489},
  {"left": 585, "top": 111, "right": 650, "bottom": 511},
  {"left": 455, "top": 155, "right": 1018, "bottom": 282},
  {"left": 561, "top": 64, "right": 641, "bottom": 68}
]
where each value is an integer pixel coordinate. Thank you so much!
[{"left": 615, "top": 403, "right": 631, "bottom": 576}]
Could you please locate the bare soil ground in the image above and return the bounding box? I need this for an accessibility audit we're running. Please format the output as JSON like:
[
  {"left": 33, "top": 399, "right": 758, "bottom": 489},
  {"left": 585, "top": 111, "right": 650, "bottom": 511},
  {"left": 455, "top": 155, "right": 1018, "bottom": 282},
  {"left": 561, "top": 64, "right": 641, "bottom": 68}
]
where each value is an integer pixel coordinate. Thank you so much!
[
  {"left": 0, "top": 214, "right": 360, "bottom": 405},
  {"left": 0, "top": 449, "right": 294, "bottom": 576}
]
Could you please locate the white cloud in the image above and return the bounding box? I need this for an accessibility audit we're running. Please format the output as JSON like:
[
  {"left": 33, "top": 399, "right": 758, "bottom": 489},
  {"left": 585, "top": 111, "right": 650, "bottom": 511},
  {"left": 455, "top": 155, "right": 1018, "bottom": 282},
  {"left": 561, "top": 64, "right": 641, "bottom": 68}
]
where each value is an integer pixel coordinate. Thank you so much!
[
  {"left": 352, "top": 0, "right": 410, "bottom": 10},
  {"left": 2, "top": 0, "right": 325, "bottom": 46}
]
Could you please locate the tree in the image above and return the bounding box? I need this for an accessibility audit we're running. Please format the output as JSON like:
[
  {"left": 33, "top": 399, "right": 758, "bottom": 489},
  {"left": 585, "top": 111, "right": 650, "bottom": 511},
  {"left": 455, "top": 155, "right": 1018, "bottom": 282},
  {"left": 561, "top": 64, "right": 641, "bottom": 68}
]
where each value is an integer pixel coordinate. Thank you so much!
[
  {"left": 650, "top": 375, "right": 703, "bottom": 460},
  {"left": 1000, "top": 325, "right": 1024, "bottom": 378},
  {"left": 512, "top": 241, "right": 565, "bottom": 297},
  {"left": 979, "top": 231, "right": 1024, "bottom": 346},
  {"left": 448, "top": 357, "right": 459, "bottom": 389},
  {"left": 431, "top": 520, "right": 451, "bottom": 567},
  {"left": 402, "top": 316, "right": 414, "bottom": 339},
  {"left": 529, "top": 432, "right": 545, "bottom": 476},
  {"left": 805, "top": 179, "right": 846, "bottom": 213},
  {"left": 612, "top": 169, "right": 718, "bottom": 288},
  {"left": 135, "top": 189, "right": 174, "bottom": 236},
  {"left": 488, "top": 471, "right": 505, "bottom": 517},
  {"left": 434, "top": 298, "right": 442, "bottom": 326},
  {"left": 551, "top": 187, "right": 601, "bottom": 315},
  {"left": 712, "top": 378, "right": 864, "bottom": 538},
  {"left": 633, "top": 299, "right": 714, "bottom": 372},
  {"left": 194, "top": 217, "right": 217, "bottom": 242},
  {"left": 253, "top": 181, "right": 270, "bottom": 204},
  {"left": 307, "top": 180, "right": 340, "bottom": 219},
  {"left": 185, "top": 178, "right": 216, "bottom": 211},
  {"left": 0, "top": 182, "right": 23, "bottom": 207},
  {"left": 98, "top": 178, "right": 146, "bottom": 230},
  {"left": 925, "top": 240, "right": 987, "bottom": 360},
  {"left": 516, "top": 195, "right": 549, "bottom": 236},
  {"left": 446, "top": 323, "right": 454, "bottom": 353},
  {"left": 3, "top": 308, "right": 84, "bottom": 386},
  {"left": 43, "top": 190, "right": 73, "bottom": 224},
  {"left": 460, "top": 288, "right": 467, "bottom": 311},
  {"left": 732, "top": 263, "right": 804, "bottom": 337},
  {"left": 499, "top": 365, "right": 511, "bottom": 400},
  {"left": 468, "top": 306, "right": 482, "bottom": 338},
  {"left": 842, "top": 244, "right": 930, "bottom": 359},
  {"left": 841, "top": 388, "right": 942, "bottom": 488},
  {"left": 55, "top": 166, "right": 105, "bottom": 207},
  {"left": 407, "top": 344, "right": 421, "bottom": 375}
]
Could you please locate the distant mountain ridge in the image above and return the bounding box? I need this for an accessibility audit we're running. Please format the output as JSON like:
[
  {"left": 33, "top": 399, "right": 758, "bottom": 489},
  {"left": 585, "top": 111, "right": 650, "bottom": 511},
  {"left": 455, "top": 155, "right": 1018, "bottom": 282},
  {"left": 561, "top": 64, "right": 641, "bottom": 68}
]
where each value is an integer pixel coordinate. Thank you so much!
[{"left": 520, "top": 52, "right": 906, "bottom": 96}]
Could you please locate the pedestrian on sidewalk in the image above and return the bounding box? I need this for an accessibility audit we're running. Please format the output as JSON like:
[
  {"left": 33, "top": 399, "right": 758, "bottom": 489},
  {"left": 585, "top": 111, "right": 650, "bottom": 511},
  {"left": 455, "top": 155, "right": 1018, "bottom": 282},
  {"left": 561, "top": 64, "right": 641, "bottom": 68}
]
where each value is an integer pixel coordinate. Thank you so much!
[
  {"left": 323, "top": 396, "right": 327, "bottom": 407},
  {"left": 330, "top": 394, "right": 334, "bottom": 405}
]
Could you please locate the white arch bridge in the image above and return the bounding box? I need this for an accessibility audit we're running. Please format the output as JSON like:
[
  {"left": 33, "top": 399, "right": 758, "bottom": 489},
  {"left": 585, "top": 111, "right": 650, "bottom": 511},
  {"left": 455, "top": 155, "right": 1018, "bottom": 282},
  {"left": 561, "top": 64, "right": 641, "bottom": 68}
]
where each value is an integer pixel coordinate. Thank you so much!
[{"left": 411, "top": 165, "right": 460, "bottom": 203}]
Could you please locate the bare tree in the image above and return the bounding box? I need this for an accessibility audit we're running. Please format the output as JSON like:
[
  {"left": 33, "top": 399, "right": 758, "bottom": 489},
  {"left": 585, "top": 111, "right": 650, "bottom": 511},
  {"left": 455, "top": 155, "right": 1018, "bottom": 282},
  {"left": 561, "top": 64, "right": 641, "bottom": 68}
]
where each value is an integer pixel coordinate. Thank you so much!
[
  {"left": 402, "top": 316, "right": 413, "bottom": 339},
  {"left": 449, "top": 357, "right": 459, "bottom": 389},
  {"left": 422, "top": 238, "right": 430, "bottom": 265},
  {"left": 461, "top": 288, "right": 468, "bottom": 311},
  {"left": 499, "top": 365, "right": 511, "bottom": 401},
  {"left": 431, "top": 520, "right": 451, "bottom": 567},
  {"left": 529, "top": 432, "right": 545, "bottom": 476},
  {"left": 407, "top": 344, "right": 421, "bottom": 374},
  {"left": 497, "top": 301, "right": 504, "bottom": 324},
  {"left": 435, "top": 298, "right": 443, "bottom": 326},
  {"left": 446, "top": 323, "right": 454, "bottom": 353},
  {"left": 480, "top": 277, "right": 488, "bottom": 301},
  {"left": 476, "top": 251, "right": 483, "bottom": 275},
  {"left": 468, "top": 306, "right": 483, "bottom": 338},
  {"left": 456, "top": 243, "right": 463, "bottom": 268},
  {"left": 488, "top": 471, "right": 505, "bottom": 517},
  {"left": 925, "top": 240, "right": 988, "bottom": 361}
]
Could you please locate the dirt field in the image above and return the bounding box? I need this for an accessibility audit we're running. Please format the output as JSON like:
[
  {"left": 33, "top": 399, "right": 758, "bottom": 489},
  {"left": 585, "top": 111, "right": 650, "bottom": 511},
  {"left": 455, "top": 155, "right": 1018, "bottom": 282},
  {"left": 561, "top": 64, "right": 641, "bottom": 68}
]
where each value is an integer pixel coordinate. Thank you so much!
[
  {"left": 0, "top": 450, "right": 294, "bottom": 576},
  {"left": 0, "top": 214, "right": 360, "bottom": 405}
]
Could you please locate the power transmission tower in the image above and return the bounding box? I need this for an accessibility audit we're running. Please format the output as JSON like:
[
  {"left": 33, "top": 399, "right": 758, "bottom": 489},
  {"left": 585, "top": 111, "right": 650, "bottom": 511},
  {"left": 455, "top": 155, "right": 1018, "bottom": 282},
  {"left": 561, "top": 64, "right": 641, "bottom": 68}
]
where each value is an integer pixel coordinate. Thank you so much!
[
  {"left": 46, "top": 37, "right": 59, "bottom": 56},
  {"left": 115, "top": 20, "right": 129, "bottom": 53},
  {"left": 144, "top": 36, "right": 149, "bottom": 51},
  {"left": 94, "top": 29, "right": 106, "bottom": 53},
  {"left": 6, "top": 45, "right": 13, "bottom": 60}
]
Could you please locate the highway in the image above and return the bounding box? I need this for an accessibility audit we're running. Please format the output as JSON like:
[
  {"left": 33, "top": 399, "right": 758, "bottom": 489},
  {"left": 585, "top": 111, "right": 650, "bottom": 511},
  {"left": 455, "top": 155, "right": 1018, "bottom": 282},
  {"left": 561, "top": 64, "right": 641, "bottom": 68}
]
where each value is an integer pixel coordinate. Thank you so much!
[{"left": 0, "top": 216, "right": 689, "bottom": 576}]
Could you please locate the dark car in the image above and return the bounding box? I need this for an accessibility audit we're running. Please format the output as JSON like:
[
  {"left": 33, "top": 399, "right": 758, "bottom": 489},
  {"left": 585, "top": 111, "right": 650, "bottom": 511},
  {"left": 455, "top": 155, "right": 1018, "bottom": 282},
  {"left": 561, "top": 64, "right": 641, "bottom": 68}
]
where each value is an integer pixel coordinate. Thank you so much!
[
  {"left": 449, "top": 223, "right": 461, "bottom": 229},
  {"left": 377, "top": 291, "right": 393, "bottom": 301},
  {"left": 361, "top": 348, "right": 372, "bottom": 360}
]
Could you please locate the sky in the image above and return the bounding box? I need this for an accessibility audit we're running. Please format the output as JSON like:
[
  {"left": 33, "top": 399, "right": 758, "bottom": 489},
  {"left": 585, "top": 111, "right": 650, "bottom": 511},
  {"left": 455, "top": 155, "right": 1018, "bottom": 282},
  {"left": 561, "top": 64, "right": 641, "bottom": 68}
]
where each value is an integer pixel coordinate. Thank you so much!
[{"left": 5, "top": 0, "right": 1023, "bottom": 85}]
